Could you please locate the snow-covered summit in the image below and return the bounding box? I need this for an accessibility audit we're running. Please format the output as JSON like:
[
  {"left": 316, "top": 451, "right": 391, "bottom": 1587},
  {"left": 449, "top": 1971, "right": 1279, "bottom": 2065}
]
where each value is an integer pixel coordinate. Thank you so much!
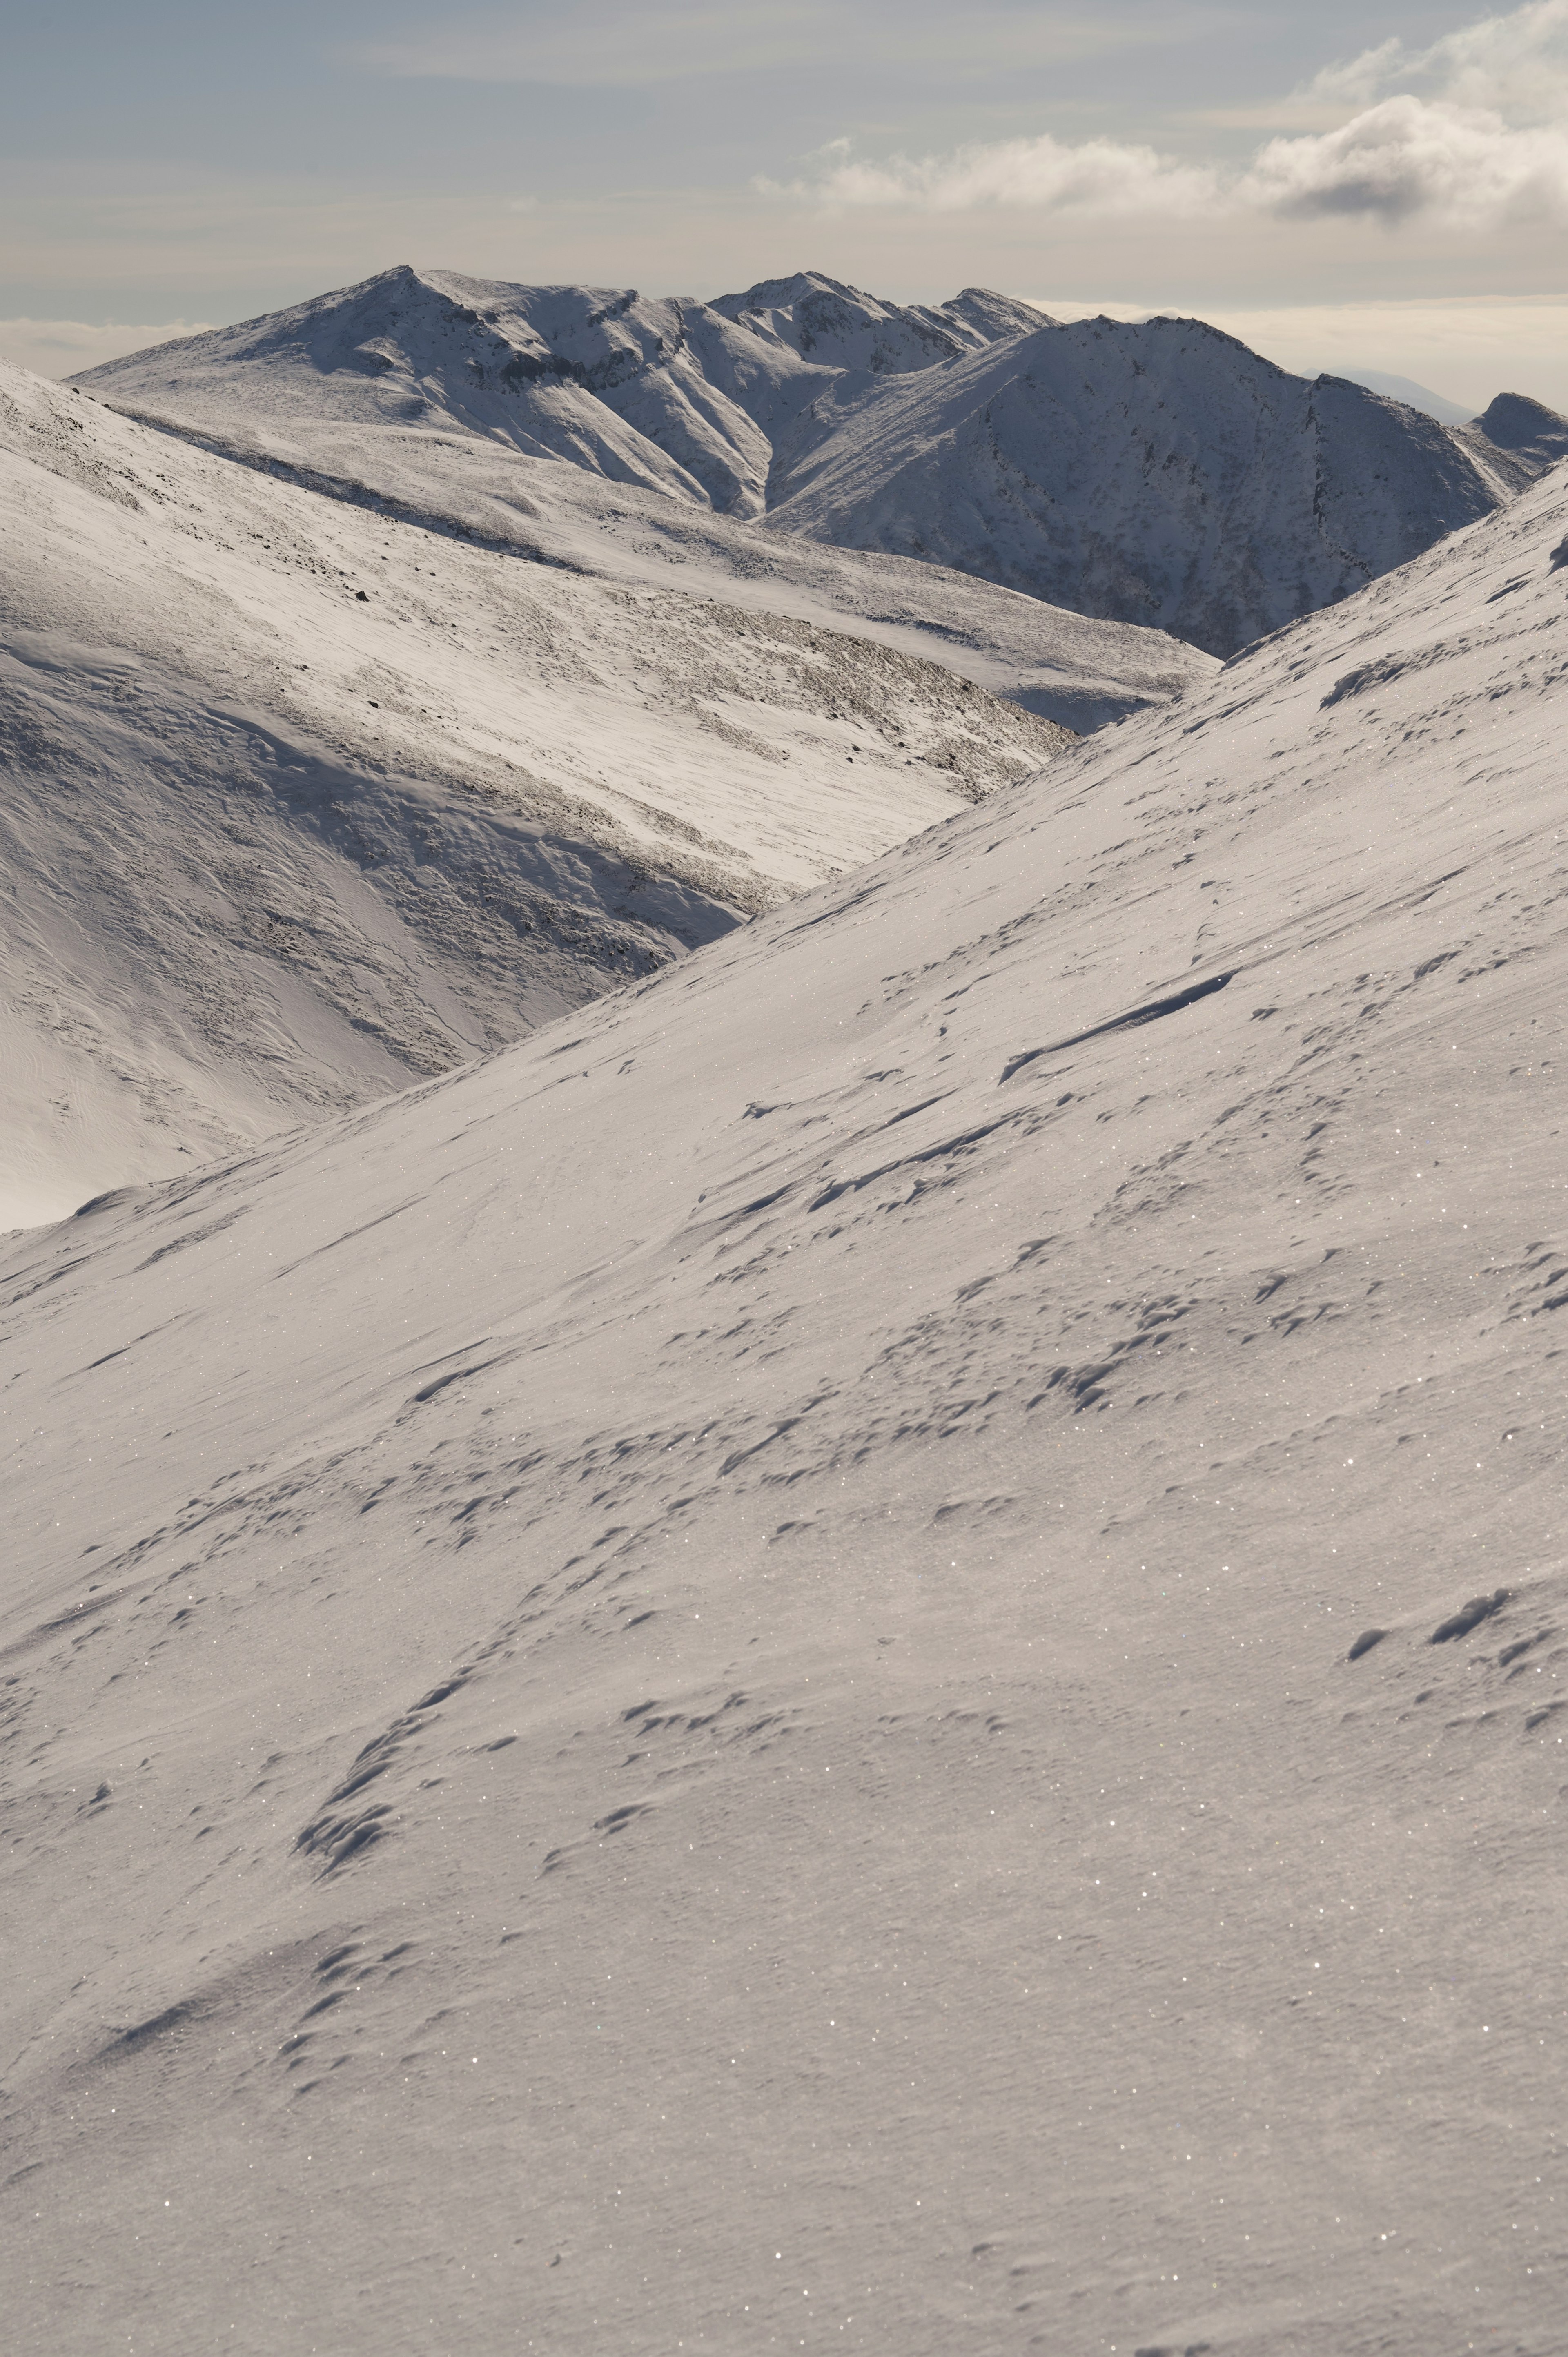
[
  {"left": 709, "top": 269, "right": 1048, "bottom": 373},
  {"left": 74, "top": 264, "right": 786, "bottom": 512},
  {"left": 766, "top": 315, "right": 1550, "bottom": 654},
  {"left": 71, "top": 265, "right": 1049, "bottom": 522},
  {"left": 1456, "top": 391, "right": 1568, "bottom": 495}
]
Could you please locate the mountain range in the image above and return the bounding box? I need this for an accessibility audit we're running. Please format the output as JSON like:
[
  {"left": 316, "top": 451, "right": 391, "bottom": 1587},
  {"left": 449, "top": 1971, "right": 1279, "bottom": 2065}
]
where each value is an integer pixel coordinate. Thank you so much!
[{"left": 78, "top": 265, "right": 1568, "bottom": 655}]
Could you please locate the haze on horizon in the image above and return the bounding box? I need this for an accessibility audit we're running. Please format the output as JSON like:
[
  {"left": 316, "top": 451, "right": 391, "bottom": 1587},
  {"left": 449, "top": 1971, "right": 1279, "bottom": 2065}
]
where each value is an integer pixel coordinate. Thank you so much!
[{"left": 3, "top": 0, "right": 1567, "bottom": 409}]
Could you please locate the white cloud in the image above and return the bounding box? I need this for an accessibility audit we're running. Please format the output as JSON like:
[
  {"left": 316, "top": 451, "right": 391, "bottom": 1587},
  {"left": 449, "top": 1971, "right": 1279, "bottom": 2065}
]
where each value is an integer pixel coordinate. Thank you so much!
[
  {"left": 1240, "top": 96, "right": 1568, "bottom": 225},
  {"left": 761, "top": 134, "right": 1219, "bottom": 217},
  {"left": 0, "top": 319, "right": 212, "bottom": 382},
  {"left": 1303, "top": 38, "right": 1408, "bottom": 113},
  {"left": 767, "top": 0, "right": 1568, "bottom": 230},
  {"left": 1306, "top": 0, "right": 1568, "bottom": 122},
  {"left": 773, "top": 103, "right": 1568, "bottom": 227}
]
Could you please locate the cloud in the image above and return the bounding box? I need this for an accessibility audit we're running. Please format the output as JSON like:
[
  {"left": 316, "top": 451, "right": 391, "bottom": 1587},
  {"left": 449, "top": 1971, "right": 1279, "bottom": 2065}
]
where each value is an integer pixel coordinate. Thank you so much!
[
  {"left": 0, "top": 319, "right": 212, "bottom": 382},
  {"left": 1305, "top": 0, "right": 1568, "bottom": 121},
  {"left": 762, "top": 134, "right": 1219, "bottom": 217},
  {"left": 1303, "top": 39, "right": 1408, "bottom": 114},
  {"left": 1238, "top": 95, "right": 1568, "bottom": 225},
  {"left": 773, "top": 105, "right": 1568, "bottom": 228},
  {"left": 766, "top": 2, "right": 1568, "bottom": 230}
]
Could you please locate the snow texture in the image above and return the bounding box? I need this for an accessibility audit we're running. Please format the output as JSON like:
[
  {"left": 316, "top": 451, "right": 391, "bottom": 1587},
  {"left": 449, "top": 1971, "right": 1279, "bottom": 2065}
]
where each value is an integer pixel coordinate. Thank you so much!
[
  {"left": 1456, "top": 394, "right": 1568, "bottom": 497},
  {"left": 2, "top": 407, "right": 1566, "bottom": 2357}
]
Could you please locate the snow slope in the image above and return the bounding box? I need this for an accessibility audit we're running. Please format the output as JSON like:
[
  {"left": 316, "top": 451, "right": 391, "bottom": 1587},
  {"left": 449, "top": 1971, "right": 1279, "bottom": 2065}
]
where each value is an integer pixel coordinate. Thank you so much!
[
  {"left": 76, "top": 270, "right": 1567, "bottom": 659},
  {"left": 1, "top": 360, "right": 1068, "bottom": 1226},
  {"left": 2, "top": 441, "right": 1565, "bottom": 2355},
  {"left": 80, "top": 396, "right": 1215, "bottom": 734}
]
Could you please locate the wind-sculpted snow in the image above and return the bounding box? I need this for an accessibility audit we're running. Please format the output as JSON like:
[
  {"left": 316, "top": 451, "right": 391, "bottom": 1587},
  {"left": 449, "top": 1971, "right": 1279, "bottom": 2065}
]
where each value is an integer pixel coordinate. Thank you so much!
[
  {"left": 90, "top": 398, "right": 1211, "bottom": 734},
  {"left": 76, "top": 265, "right": 1568, "bottom": 661},
  {"left": 0, "top": 360, "right": 1067, "bottom": 1224},
  {"left": 2, "top": 452, "right": 1566, "bottom": 2356}
]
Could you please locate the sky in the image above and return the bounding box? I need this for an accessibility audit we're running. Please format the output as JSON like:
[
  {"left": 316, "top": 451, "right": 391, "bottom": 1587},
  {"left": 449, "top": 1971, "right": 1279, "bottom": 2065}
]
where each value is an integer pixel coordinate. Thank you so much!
[{"left": 2, "top": 0, "right": 1566, "bottom": 407}]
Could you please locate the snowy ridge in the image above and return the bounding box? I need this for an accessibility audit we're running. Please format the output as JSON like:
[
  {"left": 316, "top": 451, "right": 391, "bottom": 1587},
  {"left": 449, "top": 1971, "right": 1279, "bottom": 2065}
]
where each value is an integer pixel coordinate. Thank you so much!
[
  {"left": 708, "top": 268, "right": 1050, "bottom": 373},
  {"left": 2, "top": 442, "right": 1566, "bottom": 2354},
  {"left": 0, "top": 359, "right": 1069, "bottom": 1225},
  {"left": 74, "top": 266, "right": 1045, "bottom": 523},
  {"left": 98, "top": 396, "right": 1212, "bottom": 731}
]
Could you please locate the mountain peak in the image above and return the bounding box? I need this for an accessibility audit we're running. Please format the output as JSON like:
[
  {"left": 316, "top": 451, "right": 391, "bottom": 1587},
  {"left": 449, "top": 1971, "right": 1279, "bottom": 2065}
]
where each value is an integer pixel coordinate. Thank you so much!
[
  {"left": 1470, "top": 390, "right": 1568, "bottom": 452},
  {"left": 1457, "top": 390, "right": 1568, "bottom": 495}
]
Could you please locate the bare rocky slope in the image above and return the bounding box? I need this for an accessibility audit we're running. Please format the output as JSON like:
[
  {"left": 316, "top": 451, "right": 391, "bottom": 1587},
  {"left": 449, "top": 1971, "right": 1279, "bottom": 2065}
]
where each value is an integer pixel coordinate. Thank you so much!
[
  {"left": 75, "top": 265, "right": 1568, "bottom": 656},
  {"left": 2, "top": 434, "right": 1566, "bottom": 2357}
]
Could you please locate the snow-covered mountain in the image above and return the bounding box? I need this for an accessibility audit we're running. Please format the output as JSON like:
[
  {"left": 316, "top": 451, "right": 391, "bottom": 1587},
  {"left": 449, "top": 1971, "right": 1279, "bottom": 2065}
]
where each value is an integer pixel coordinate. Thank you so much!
[
  {"left": 75, "top": 267, "right": 1568, "bottom": 657},
  {"left": 71, "top": 267, "right": 1045, "bottom": 524},
  {"left": 71, "top": 265, "right": 782, "bottom": 512},
  {"left": 765, "top": 314, "right": 1561, "bottom": 654},
  {"left": 3, "top": 412, "right": 1566, "bottom": 2357},
  {"left": 1455, "top": 392, "right": 1568, "bottom": 496},
  {"left": 1, "top": 359, "right": 1076, "bottom": 1226},
  {"left": 69, "top": 388, "right": 1213, "bottom": 735},
  {"left": 708, "top": 269, "right": 1049, "bottom": 373}
]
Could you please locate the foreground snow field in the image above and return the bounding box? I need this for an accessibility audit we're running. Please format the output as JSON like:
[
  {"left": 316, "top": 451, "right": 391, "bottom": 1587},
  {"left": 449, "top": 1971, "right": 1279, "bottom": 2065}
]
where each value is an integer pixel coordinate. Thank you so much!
[
  {"left": 2, "top": 361, "right": 1098, "bottom": 1227},
  {"left": 2, "top": 433, "right": 1564, "bottom": 2353}
]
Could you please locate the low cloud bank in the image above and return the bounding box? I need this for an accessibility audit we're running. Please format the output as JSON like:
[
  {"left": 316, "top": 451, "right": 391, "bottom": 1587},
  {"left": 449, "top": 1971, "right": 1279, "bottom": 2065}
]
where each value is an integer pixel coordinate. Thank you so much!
[
  {"left": 769, "top": 101, "right": 1568, "bottom": 230},
  {"left": 0, "top": 319, "right": 212, "bottom": 381}
]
